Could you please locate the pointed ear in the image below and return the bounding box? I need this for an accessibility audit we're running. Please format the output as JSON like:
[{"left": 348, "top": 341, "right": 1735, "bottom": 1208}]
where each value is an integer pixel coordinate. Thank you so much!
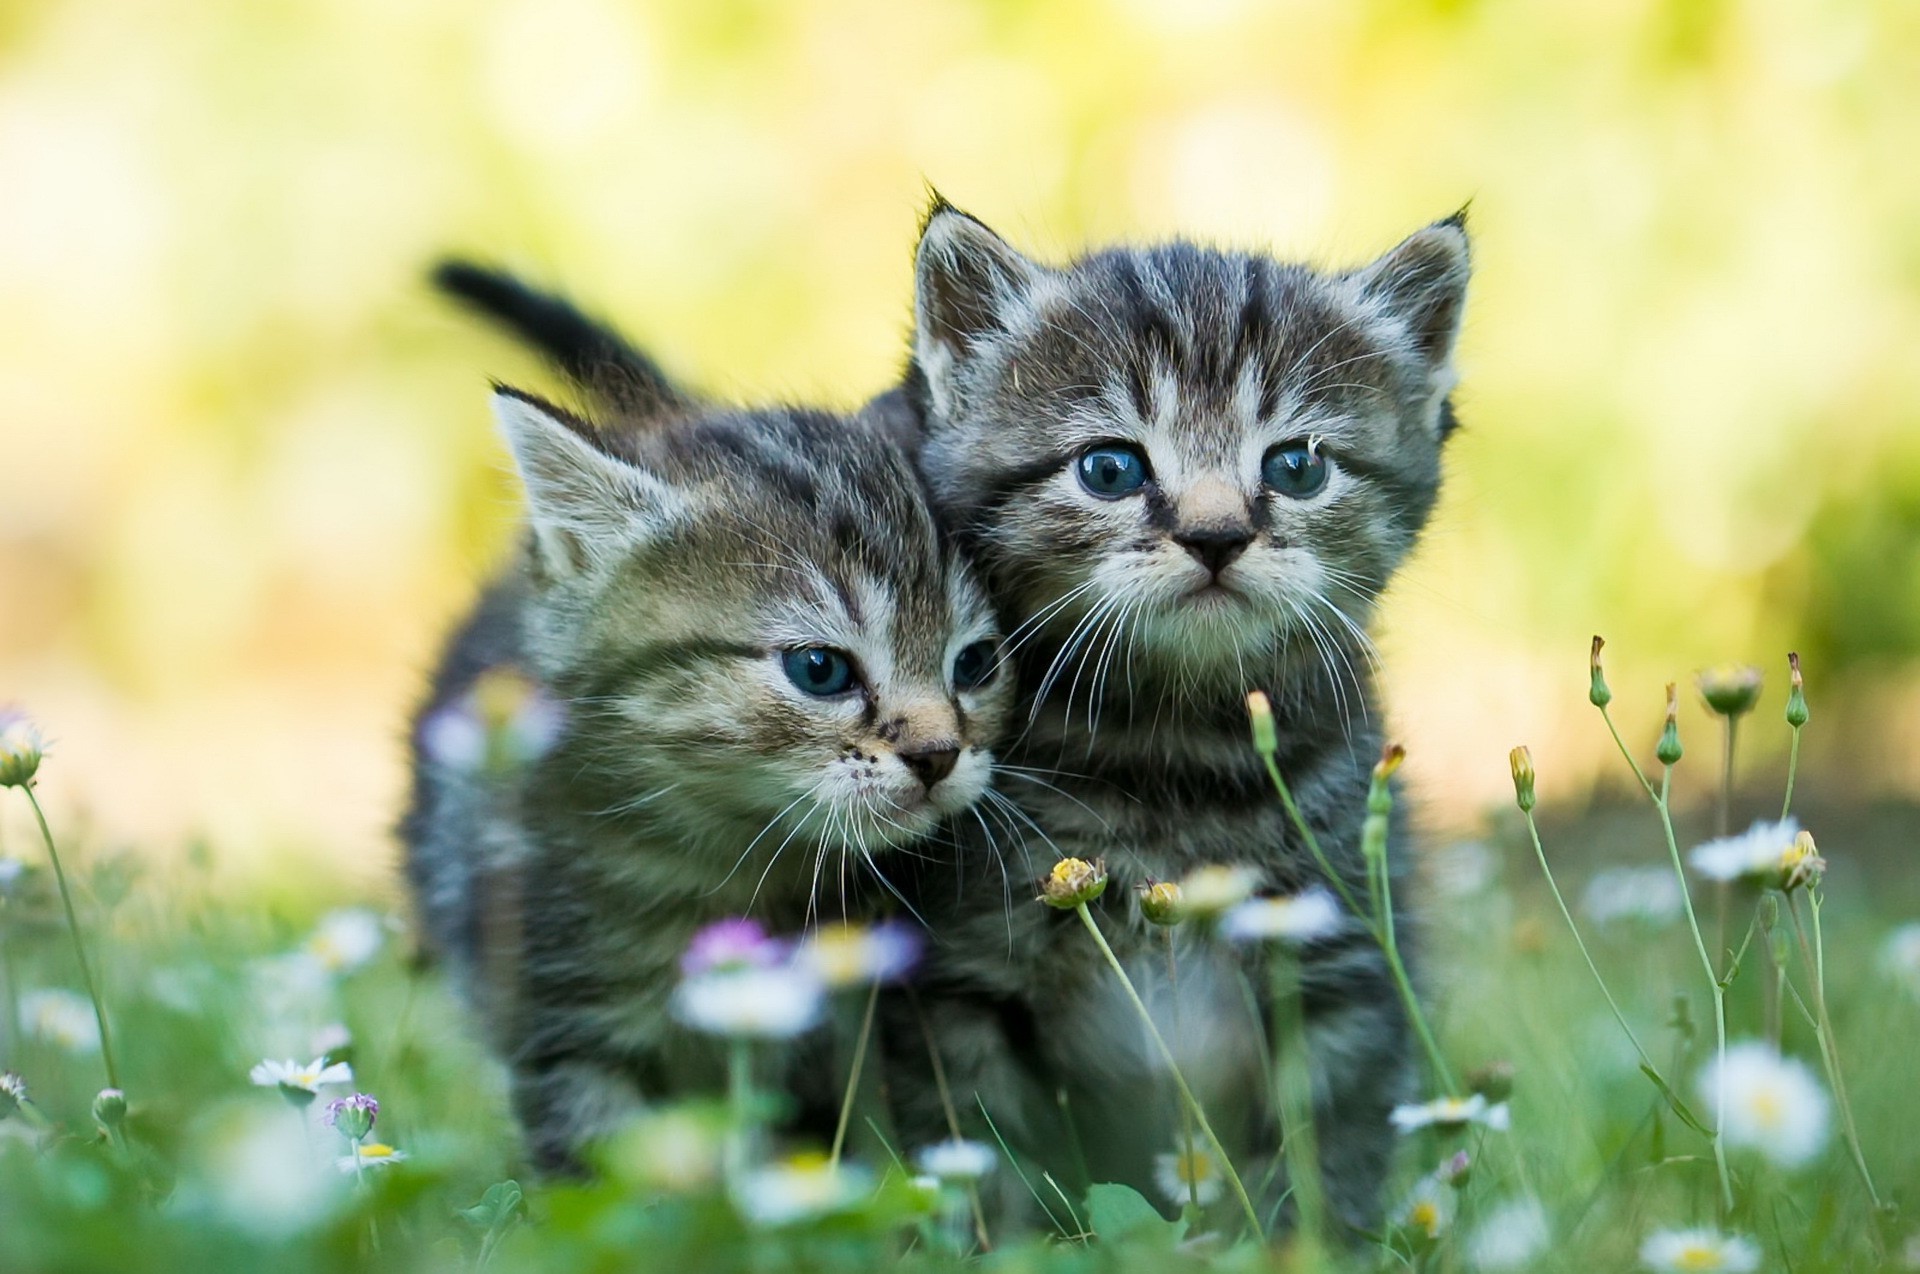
[
  {"left": 490, "top": 387, "right": 685, "bottom": 578},
  {"left": 1351, "top": 214, "right": 1471, "bottom": 403},
  {"left": 912, "top": 200, "right": 1044, "bottom": 415}
]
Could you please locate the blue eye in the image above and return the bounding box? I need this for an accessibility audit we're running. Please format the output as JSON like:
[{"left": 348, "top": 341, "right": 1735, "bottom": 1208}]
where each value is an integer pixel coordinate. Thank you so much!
[
  {"left": 952, "top": 640, "right": 1000, "bottom": 691},
  {"left": 1075, "top": 445, "right": 1151, "bottom": 498},
  {"left": 1262, "top": 441, "right": 1330, "bottom": 498},
  {"left": 782, "top": 647, "right": 856, "bottom": 697}
]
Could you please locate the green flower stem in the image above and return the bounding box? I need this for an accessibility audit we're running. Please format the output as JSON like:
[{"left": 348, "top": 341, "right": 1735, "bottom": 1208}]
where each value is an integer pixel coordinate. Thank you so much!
[
  {"left": 1656, "top": 769, "right": 1734, "bottom": 1214},
  {"left": 1256, "top": 753, "right": 1375, "bottom": 941},
  {"left": 1362, "top": 775, "right": 1456, "bottom": 1094},
  {"left": 1165, "top": 931, "right": 1200, "bottom": 1215},
  {"left": 726, "top": 1037, "right": 755, "bottom": 1180},
  {"left": 829, "top": 979, "right": 882, "bottom": 1170},
  {"left": 1268, "top": 950, "right": 1329, "bottom": 1254},
  {"left": 1071, "top": 902, "right": 1263, "bottom": 1239},
  {"left": 23, "top": 786, "right": 119, "bottom": 1090},
  {"left": 1785, "top": 891, "right": 1881, "bottom": 1209},
  {"left": 1781, "top": 725, "right": 1803, "bottom": 819},
  {"left": 1520, "top": 809, "right": 1699, "bottom": 1126}
]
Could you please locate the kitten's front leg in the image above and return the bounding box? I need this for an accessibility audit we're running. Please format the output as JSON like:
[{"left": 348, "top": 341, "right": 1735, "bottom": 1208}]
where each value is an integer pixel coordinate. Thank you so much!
[{"left": 511, "top": 1052, "right": 651, "bottom": 1173}]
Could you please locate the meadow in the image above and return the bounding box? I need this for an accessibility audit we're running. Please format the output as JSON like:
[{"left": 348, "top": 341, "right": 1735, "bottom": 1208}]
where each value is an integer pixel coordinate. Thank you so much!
[{"left": 2, "top": 650, "right": 1914, "bottom": 1273}]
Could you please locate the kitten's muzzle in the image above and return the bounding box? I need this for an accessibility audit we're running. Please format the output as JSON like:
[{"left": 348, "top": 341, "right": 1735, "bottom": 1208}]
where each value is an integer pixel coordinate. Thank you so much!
[
  {"left": 899, "top": 742, "right": 961, "bottom": 789},
  {"left": 1174, "top": 523, "right": 1253, "bottom": 578}
]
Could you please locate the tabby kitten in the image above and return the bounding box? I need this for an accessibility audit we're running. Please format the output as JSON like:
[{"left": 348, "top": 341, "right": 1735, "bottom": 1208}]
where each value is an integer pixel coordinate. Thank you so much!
[
  {"left": 402, "top": 282, "right": 1012, "bottom": 1169},
  {"left": 891, "top": 204, "right": 1470, "bottom": 1231}
]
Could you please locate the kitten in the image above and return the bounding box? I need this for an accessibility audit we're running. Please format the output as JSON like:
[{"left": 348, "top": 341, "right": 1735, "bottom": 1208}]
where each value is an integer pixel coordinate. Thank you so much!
[
  {"left": 892, "top": 203, "right": 1469, "bottom": 1231},
  {"left": 403, "top": 277, "right": 1013, "bottom": 1169}
]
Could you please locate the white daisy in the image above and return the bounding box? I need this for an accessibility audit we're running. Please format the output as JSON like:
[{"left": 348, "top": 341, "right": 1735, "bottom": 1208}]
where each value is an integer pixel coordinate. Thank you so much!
[
  {"left": 19, "top": 989, "right": 101, "bottom": 1053},
  {"left": 1390, "top": 1093, "right": 1510, "bottom": 1135},
  {"left": 914, "top": 1138, "right": 995, "bottom": 1182},
  {"left": 250, "top": 1056, "right": 354, "bottom": 1093},
  {"left": 796, "top": 922, "right": 921, "bottom": 988},
  {"left": 671, "top": 965, "right": 824, "bottom": 1039},
  {"left": 732, "top": 1153, "right": 871, "bottom": 1226},
  {"left": 1220, "top": 886, "right": 1343, "bottom": 945},
  {"left": 1879, "top": 923, "right": 1920, "bottom": 999},
  {"left": 1697, "top": 1041, "right": 1829, "bottom": 1168},
  {"left": 1, "top": 1071, "right": 27, "bottom": 1114},
  {"left": 1687, "top": 818, "right": 1804, "bottom": 886},
  {"left": 1640, "top": 1227, "right": 1761, "bottom": 1272},
  {"left": 1581, "top": 866, "right": 1683, "bottom": 926},
  {"left": 337, "top": 1141, "right": 409, "bottom": 1172},
  {"left": 0, "top": 707, "right": 47, "bottom": 788},
  {"left": 1395, "top": 1172, "right": 1454, "bottom": 1242},
  {"left": 303, "top": 910, "right": 384, "bottom": 975},
  {"left": 1467, "top": 1196, "right": 1551, "bottom": 1269},
  {"left": 1152, "top": 1146, "right": 1223, "bottom": 1207},
  {"left": 1174, "top": 865, "right": 1261, "bottom": 920}
]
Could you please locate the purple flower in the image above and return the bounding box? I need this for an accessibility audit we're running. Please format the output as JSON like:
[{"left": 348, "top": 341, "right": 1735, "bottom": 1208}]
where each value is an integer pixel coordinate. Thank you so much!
[
  {"left": 324, "top": 1092, "right": 379, "bottom": 1141},
  {"left": 681, "top": 918, "right": 783, "bottom": 977}
]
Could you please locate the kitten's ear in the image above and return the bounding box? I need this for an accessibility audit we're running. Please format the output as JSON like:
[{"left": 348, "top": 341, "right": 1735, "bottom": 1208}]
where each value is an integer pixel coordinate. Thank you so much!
[
  {"left": 491, "top": 387, "right": 684, "bottom": 578},
  {"left": 913, "top": 199, "right": 1044, "bottom": 412},
  {"left": 1351, "top": 214, "right": 1471, "bottom": 410}
]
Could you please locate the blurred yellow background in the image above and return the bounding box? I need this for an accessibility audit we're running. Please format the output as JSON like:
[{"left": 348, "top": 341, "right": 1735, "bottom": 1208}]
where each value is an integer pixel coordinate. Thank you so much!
[{"left": 3, "top": 0, "right": 1916, "bottom": 889}]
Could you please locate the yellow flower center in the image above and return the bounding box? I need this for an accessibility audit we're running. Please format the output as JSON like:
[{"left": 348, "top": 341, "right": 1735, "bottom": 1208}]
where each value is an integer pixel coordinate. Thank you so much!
[
  {"left": 1175, "top": 1151, "right": 1214, "bottom": 1184},
  {"left": 1675, "top": 1244, "right": 1724, "bottom": 1270},
  {"left": 1746, "top": 1087, "right": 1785, "bottom": 1129},
  {"left": 1410, "top": 1201, "right": 1439, "bottom": 1233},
  {"left": 359, "top": 1143, "right": 395, "bottom": 1159}
]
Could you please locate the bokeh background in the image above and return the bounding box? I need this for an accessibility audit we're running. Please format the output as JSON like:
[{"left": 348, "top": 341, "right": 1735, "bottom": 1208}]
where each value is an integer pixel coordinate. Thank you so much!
[{"left": 2, "top": 0, "right": 1916, "bottom": 889}]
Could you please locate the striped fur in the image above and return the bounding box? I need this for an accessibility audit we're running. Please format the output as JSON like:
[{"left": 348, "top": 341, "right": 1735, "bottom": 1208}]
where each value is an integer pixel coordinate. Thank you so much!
[
  {"left": 402, "top": 335, "right": 1012, "bottom": 1169},
  {"left": 891, "top": 205, "right": 1470, "bottom": 1231}
]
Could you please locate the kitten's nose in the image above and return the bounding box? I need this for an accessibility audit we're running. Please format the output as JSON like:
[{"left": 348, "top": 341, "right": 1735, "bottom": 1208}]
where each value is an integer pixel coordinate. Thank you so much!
[
  {"left": 1175, "top": 525, "right": 1253, "bottom": 576},
  {"left": 900, "top": 743, "right": 961, "bottom": 790}
]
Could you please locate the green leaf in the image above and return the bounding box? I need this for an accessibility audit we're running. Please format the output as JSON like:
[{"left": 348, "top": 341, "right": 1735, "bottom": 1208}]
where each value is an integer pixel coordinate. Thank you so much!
[
  {"left": 1083, "top": 1182, "right": 1186, "bottom": 1245},
  {"left": 1639, "top": 1065, "right": 1710, "bottom": 1136}
]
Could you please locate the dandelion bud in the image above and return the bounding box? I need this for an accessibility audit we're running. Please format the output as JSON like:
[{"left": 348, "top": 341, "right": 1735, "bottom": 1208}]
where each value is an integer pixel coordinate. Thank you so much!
[
  {"left": 0, "top": 709, "right": 46, "bottom": 789},
  {"left": 1245, "top": 690, "right": 1277, "bottom": 757},
  {"left": 1785, "top": 652, "right": 1809, "bottom": 728},
  {"left": 1137, "top": 879, "right": 1183, "bottom": 926},
  {"left": 324, "top": 1093, "right": 379, "bottom": 1143},
  {"left": 1467, "top": 1060, "right": 1515, "bottom": 1103},
  {"left": 1508, "top": 746, "right": 1536, "bottom": 812},
  {"left": 1656, "top": 683, "right": 1683, "bottom": 766},
  {"left": 1039, "top": 858, "right": 1108, "bottom": 909},
  {"left": 0, "top": 1072, "right": 25, "bottom": 1120},
  {"left": 1757, "top": 893, "right": 1780, "bottom": 933},
  {"left": 1588, "top": 636, "right": 1612, "bottom": 708},
  {"left": 1439, "top": 1149, "right": 1473, "bottom": 1188},
  {"left": 1696, "top": 665, "right": 1762, "bottom": 718},
  {"left": 92, "top": 1087, "right": 127, "bottom": 1129}
]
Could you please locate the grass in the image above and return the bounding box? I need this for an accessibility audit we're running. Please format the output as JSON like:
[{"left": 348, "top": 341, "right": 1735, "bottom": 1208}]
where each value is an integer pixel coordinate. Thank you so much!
[{"left": 1, "top": 657, "right": 1917, "bottom": 1272}]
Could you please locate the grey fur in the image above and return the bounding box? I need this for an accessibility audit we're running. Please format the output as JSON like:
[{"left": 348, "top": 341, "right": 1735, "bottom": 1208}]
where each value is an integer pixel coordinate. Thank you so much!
[
  {"left": 402, "top": 372, "right": 1013, "bottom": 1170},
  {"left": 890, "top": 204, "right": 1469, "bottom": 1231}
]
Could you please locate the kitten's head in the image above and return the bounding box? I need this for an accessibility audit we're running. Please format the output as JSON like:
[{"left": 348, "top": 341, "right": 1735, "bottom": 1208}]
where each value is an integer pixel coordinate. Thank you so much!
[
  {"left": 495, "top": 387, "right": 1010, "bottom": 864},
  {"left": 909, "top": 204, "right": 1468, "bottom": 687}
]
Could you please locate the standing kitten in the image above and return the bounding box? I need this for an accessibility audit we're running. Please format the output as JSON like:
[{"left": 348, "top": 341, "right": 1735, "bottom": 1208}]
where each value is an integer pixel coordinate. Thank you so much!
[
  {"left": 892, "top": 204, "right": 1469, "bottom": 1230},
  {"left": 402, "top": 300, "right": 1012, "bottom": 1168}
]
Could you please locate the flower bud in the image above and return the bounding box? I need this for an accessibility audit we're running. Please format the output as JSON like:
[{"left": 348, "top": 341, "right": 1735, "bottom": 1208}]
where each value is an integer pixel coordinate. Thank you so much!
[
  {"left": 92, "top": 1088, "right": 127, "bottom": 1129},
  {"left": 1137, "top": 879, "right": 1183, "bottom": 926},
  {"left": 1785, "top": 652, "right": 1809, "bottom": 729},
  {"left": 1368, "top": 744, "right": 1405, "bottom": 816},
  {"left": 1466, "top": 1060, "right": 1515, "bottom": 1103},
  {"left": 325, "top": 1092, "right": 379, "bottom": 1142},
  {"left": 1439, "top": 1149, "right": 1473, "bottom": 1189},
  {"left": 1695, "top": 665, "right": 1763, "bottom": 718},
  {"left": 0, "top": 709, "right": 46, "bottom": 789},
  {"left": 1246, "top": 690, "right": 1277, "bottom": 757},
  {"left": 1756, "top": 892, "right": 1780, "bottom": 933},
  {"left": 1588, "top": 637, "right": 1612, "bottom": 708},
  {"left": 1038, "top": 858, "right": 1107, "bottom": 909},
  {"left": 1508, "top": 746, "right": 1536, "bottom": 813},
  {"left": 1655, "top": 683, "right": 1683, "bottom": 766}
]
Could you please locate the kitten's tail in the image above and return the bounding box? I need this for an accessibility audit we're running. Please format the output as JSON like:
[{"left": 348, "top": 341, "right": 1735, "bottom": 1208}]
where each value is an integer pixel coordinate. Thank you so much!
[{"left": 430, "top": 260, "right": 689, "bottom": 419}]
